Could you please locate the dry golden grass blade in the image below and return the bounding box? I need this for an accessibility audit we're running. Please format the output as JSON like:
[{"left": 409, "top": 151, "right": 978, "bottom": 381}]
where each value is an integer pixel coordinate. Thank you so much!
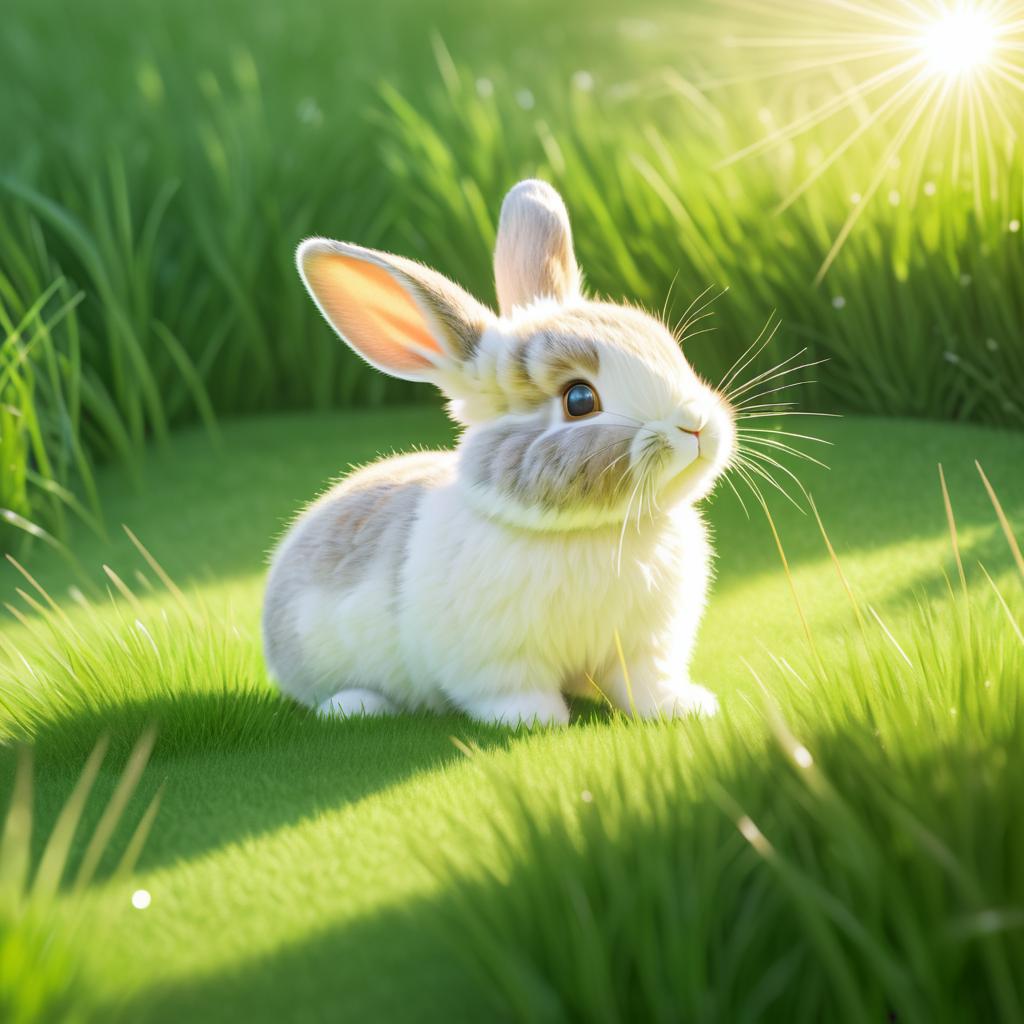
[
  {"left": 448, "top": 736, "right": 480, "bottom": 759},
  {"left": 978, "top": 563, "right": 1024, "bottom": 645},
  {"left": 938, "top": 464, "right": 967, "bottom": 597},
  {"left": 613, "top": 628, "right": 638, "bottom": 719},
  {"left": 976, "top": 461, "right": 1024, "bottom": 581},
  {"left": 809, "top": 495, "right": 868, "bottom": 637},
  {"left": 759, "top": 494, "right": 822, "bottom": 670}
]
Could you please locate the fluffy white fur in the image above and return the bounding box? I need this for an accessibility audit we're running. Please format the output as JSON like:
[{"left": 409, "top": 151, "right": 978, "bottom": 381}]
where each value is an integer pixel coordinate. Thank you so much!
[{"left": 263, "top": 179, "right": 735, "bottom": 726}]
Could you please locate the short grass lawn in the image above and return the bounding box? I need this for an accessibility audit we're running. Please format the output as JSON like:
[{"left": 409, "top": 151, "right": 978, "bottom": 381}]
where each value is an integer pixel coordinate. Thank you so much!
[{"left": 1, "top": 406, "right": 1023, "bottom": 1021}]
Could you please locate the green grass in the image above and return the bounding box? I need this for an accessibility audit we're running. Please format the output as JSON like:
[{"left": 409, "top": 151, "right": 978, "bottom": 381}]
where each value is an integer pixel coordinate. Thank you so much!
[
  {"left": 2, "top": 0, "right": 1022, "bottom": 536},
  {"left": 1, "top": 407, "right": 1022, "bottom": 1020}
]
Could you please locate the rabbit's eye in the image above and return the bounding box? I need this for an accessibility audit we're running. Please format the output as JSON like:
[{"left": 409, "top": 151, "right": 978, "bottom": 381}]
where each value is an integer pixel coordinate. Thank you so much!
[{"left": 563, "top": 381, "right": 600, "bottom": 419}]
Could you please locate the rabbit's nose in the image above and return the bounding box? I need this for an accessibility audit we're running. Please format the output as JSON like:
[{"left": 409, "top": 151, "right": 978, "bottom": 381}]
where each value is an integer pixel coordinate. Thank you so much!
[{"left": 677, "top": 425, "right": 701, "bottom": 437}]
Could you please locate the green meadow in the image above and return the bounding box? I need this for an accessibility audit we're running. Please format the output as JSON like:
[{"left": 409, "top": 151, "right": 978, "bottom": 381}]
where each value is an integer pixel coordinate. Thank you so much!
[{"left": 2, "top": 0, "right": 1024, "bottom": 1019}]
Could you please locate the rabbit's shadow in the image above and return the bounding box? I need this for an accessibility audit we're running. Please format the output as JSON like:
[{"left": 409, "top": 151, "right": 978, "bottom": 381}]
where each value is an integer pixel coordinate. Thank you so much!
[{"left": 3, "top": 689, "right": 614, "bottom": 883}]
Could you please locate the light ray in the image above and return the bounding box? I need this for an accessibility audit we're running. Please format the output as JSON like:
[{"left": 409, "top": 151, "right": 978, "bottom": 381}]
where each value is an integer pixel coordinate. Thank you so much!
[
  {"left": 815, "top": 75, "right": 946, "bottom": 283},
  {"left": 775, "top": 64, "right": 934, "bottom": 213},
  {"left": 717, "top": 55, "right": 926, "bottom": 169},
  {"left": 709, "top": 0, "right": 1024, "bottom": 276}
]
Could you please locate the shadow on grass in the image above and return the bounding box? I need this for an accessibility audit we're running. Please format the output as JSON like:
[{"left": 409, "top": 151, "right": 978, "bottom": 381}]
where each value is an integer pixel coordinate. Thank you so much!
[
  {"left": 0, "top": 693, "right": 522, "bottom": 879},
  {"left": 2, "top": 692, "right": 610, "bottom": 882},
  {"left": 109, "top": 714, "right": 1024, "bottom": 1024}
]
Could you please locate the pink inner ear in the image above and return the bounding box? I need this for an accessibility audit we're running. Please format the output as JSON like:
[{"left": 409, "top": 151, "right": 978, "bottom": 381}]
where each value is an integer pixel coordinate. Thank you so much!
[{"left": 303, "top": 251, "right": 443, "bottom": 374}]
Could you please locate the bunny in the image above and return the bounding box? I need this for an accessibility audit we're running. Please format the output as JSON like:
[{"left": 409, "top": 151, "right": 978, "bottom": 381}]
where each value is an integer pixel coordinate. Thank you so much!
[{"left": 262, "top": 179, "right": 735, "bottom": 726}]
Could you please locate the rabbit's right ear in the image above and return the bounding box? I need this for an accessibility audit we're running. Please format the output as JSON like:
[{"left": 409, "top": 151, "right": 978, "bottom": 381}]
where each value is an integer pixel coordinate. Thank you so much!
[
  {"left": 297, "top": 239, "right": 494, "bottom": 387},
  {"left": 494, "top": 179, "right": 581, "bottom": 316}
]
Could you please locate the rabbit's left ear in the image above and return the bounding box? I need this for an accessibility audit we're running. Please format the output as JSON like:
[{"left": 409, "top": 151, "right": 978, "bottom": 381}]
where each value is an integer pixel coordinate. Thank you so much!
[
  {"left": 297, "top": 239, "right": 494, "bottom": 386},
  {"left": 494, "top": 179, "right": 581, "bottom": 316}
]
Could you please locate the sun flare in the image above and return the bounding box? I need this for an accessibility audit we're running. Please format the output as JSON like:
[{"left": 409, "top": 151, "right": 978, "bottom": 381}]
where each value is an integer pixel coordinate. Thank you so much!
[{"left": 712, "top": 0, "right": 1024, "bottom": 279}]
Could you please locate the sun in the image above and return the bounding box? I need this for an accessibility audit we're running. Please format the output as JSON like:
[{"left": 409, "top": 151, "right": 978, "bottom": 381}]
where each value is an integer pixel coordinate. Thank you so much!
[{"left": 921, "top": 7, "right": 997, "bottom": 77}]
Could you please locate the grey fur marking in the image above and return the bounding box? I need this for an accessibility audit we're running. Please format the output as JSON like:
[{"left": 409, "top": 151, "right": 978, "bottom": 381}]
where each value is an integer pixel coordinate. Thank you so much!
[
  {"left": 262, "top": 453, "right": 453, "bottom": 695},
  {"left": 462, "top": 421, "right": 635, "bottom": 512}
]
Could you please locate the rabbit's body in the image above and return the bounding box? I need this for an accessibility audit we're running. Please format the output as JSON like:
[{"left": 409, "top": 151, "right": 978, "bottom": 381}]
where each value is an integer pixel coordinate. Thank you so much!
[
  {"left": 264, "top": 446, "right": 711, "bottom": 723},
  {"left": 264, "top": 179, "right": 735, "bottom": 724}
]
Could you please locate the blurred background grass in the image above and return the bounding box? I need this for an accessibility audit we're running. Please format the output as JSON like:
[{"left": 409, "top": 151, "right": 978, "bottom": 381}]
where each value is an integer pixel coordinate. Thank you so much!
[{"left": 2, "top": 0, "right": 1021, "bottom": 545}]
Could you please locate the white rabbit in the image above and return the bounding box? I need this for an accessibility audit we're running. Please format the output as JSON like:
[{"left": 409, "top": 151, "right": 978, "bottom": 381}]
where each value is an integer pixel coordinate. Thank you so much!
[{"left": 263, "top": 179, "right": 735, "bottom": 726}]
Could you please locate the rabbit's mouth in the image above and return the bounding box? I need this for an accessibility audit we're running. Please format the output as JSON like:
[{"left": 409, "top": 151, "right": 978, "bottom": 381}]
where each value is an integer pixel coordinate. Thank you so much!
[{"left": 655, "top": 414, "right": 735, "bottom": 506}]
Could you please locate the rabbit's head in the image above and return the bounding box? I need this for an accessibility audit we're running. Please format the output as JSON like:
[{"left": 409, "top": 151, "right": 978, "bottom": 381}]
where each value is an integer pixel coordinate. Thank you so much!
[{"left": 298, "top": 180, "right": 734, "bottom": 531}]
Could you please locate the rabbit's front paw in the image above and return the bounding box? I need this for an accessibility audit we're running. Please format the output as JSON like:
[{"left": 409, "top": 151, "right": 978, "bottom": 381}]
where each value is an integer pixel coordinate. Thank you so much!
[
  {"left": 461, "top": 691, "right": 570, "bottom": 728},
  {"left": 613, "top": 677, "right": 719, "bottom": 720},
  {"left": 318, "top": 688, "right": 397, "bottom": 718},
  {"left": 657, "top": 682, "right": 719, "bottom": 719}
]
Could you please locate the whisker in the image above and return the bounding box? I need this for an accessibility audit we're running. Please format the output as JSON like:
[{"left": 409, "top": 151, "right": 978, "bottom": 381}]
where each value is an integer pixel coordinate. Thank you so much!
[
  {"left": 722, "top": 470, "right": 751, "bottom": 518},
  {"left": 725, "top": 344, "right": 809, "bottom": 401},
  {"left": 732, "top": 379, "right": 817, "bottom": 408},
  {"left": 735, "top": 453, "right": 802, "bottom": 507},
  {"left": 735, "top": 454, "right": 807, "bottom": 513},
  {"left": 674, "top": 286, "right": 727, "bottom": 338},
  {"left": 661, "top": 270, "right": 684, "bottom": 325},
  {"left": 740, "top": 444, "right": 826, "bottom": 473},
  {"left": 732, "top": 462, "right": 770, "bottom": 512},
  {"left": 733, "top": 401, "right": 800, "bottom": 412},
  {"left": 727, "top": 358, "right": 829, "bottom": 404},
  {"left": 677, "top": 325, "right": 719, "bottom": 345},
  {"left": 579, "top": 438, "right": 633, "bottom": 468},
  {"left": 617, "top": 472, "right": 645, "bottom": 575},
  {"left": 596, "top": 450, "right": 632, "bottom": 480},
  {"left": 742, "top": 443, "right": 822, "bottom": 486},
  {"left": 738, "top": 427, "right": 832, "bottom": 446},
  {"left": 675, "top": 308, "right": 718, "bottom": 338},
  {"left": 738, "top": 411, "right": 841, "bottom": 421},
  {"left": 730, "top": 375, "right": 822, "bottom": 410},
  {"left": 672, "top": 282, "right": 715, "bottom": 331},
  {"left": 716, "top": 314, "right": 779, "bottom": 392},
  {"left": 717, "top": 315, "right": 781, "bottom": 395},
  {"left": 740, "top": 437, "right": 830, "bottom": 469}
]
